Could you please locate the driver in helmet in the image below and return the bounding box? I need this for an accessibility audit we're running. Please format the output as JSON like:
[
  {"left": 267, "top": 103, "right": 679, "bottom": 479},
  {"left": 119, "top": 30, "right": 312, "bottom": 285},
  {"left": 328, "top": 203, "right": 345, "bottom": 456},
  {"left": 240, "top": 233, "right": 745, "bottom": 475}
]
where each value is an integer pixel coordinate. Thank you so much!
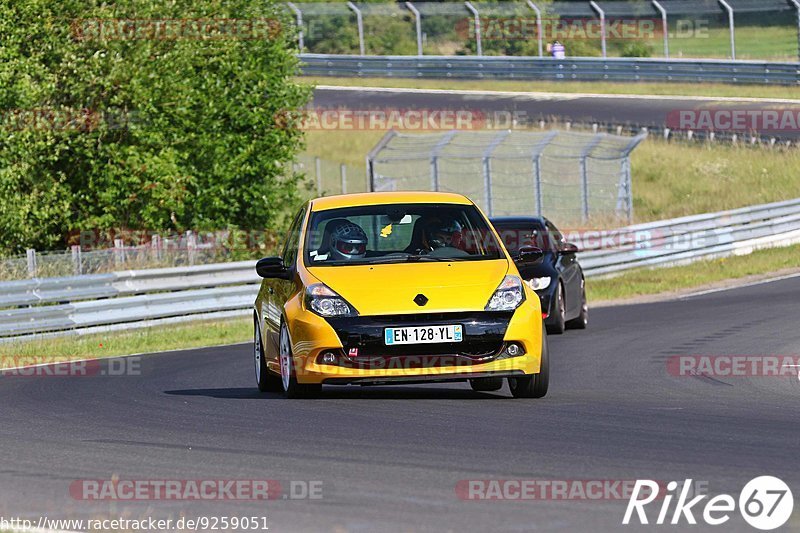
[
  {"left": 420, "top": 217, "right": 464, "bottom": 252},
  {"left": 327, "top": 219, "right": 368, "bottom": 261}
]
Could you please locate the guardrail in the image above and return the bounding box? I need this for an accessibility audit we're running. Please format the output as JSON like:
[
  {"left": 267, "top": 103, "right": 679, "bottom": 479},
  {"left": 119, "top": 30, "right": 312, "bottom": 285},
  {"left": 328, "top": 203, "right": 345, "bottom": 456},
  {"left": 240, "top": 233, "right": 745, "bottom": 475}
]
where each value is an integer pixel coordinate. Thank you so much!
[
  {"left": 300, "top": 54, "right": 800, "bottom": 86},
  {"left": 0, "top": 262, "right": 259, "bottom": 340},
  {"left": 581, "top": 198, "right": 800, "bottom": 276},
  {"left": 1, "top": 198, "right": 799, "bottom": 340}
]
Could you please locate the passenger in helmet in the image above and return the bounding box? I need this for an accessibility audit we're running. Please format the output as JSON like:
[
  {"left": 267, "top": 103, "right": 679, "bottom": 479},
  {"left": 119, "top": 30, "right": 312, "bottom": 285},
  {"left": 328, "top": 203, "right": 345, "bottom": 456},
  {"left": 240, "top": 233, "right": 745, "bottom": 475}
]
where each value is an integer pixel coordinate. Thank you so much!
[
  {"left": 421, "top": 217, "right": 464, "bottom": 251},
  {"left": 327, "top": 220, "right": 368, "bottom": 261}
]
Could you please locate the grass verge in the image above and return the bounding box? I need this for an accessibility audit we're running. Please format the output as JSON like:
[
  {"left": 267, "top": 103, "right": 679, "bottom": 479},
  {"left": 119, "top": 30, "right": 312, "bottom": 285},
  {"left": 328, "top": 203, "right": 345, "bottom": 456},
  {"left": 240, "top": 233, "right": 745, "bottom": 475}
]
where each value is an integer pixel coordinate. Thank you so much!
[
  {"left": 587, "top": 243, "right": 800, "bottom": 302},
  {"left": 0, "top": 316, "right": 251, "bottom": 367},
  {"left": 301, "top": 76, "right": 800, "bottom": 101}
]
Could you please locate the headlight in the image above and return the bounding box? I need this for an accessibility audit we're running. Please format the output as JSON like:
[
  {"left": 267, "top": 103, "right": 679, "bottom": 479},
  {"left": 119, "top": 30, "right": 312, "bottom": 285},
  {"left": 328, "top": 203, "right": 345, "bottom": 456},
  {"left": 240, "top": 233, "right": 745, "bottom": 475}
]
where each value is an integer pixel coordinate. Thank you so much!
[
  {"left": 526, "top": 277, "right": 552, "bottom": 291},
  {"left": 485, "top": 275, "right": 525, "bottom": 311},
  {"left": 305, "top": 284, "right": 358, "bottom": 317}
]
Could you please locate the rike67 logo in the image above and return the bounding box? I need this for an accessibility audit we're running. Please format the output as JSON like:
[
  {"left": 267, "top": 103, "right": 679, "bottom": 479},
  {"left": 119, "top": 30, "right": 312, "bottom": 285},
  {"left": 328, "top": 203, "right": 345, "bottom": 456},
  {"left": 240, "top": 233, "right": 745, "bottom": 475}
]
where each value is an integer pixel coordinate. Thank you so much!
[{"left": 623, "top": 476, "right": 793, "bottom": 530}]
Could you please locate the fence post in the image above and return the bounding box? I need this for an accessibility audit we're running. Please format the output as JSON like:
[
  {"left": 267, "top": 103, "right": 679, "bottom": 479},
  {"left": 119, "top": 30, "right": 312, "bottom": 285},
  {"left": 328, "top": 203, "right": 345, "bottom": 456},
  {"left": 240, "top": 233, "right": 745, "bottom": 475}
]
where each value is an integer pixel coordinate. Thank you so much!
[
  {"left": 286, "top": 2, "right": 304, "bottom": 51},
  {"left": 618, "top": 133, "right": 648, "bottom": 222},
  {"left": 366, "top": 130, "right": 398, "bottom": 192},
  {"left": 589, "top": 2, "right": 607, "bottom": 59},
  {"left": 482, "top": 131, "right": 510, "bottom": 217},
  {"left": 26, "top": 248, "right": 37, "bottom": 278},
  {"left": 315, "top": 157, "right": 322, "bottom": 196},
  {"left": 791, "top": 0, "right": 800, "bottom": 62},
  {"left": 532, "top": 131, "right": 557, "bottom": 216},
  {"left": 464, "top": 1, "right": 482, "bottom": 57},
  {"left": 718, "top": 0, "right": 736, "bottom": 60},
  {"left": 580, "top": 134, "right": 604, "bottom": 222},
  {"left": 347, "top": 2, "right": 365, "bottom": 56},
  {"left": 340, "top": 164, "right": 347, "bottom": 194},
  {"left": 113, "top": 238, "right": 125, "bottom": 267},
  {"left": 651, "top": 0, "right": 669, "bottom": 58},
  {"left": 151, "top": 234, "right": 162, "bottom": 262},
  {"left": 187, "top": 230, "right": 197, "bottom": 266},
  {"left": 526, "top": 1, "right": 544, "bottom": 57},
  {"left": 405, "top": 2, "right": 423, "bottom": 56},
  {"left": 71, "top": 245, "right": 82, "bottom": 275}
]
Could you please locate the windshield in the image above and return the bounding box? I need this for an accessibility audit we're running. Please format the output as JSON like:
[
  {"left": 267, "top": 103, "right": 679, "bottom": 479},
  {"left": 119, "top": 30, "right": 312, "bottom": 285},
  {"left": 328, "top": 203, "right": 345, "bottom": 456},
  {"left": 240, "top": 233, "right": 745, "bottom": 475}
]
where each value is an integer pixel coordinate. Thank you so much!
[
  {"left": 304, "top": 203, "right": 504, "bottom": 266},
  {"left": 493, "top": 223, "right": 553, "bottom": 254}
]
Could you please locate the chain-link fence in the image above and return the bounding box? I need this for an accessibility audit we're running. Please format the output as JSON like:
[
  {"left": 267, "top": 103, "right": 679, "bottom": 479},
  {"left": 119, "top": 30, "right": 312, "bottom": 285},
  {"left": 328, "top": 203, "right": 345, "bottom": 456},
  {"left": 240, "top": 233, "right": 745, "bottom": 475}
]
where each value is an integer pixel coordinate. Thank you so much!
[
  {"left": 294, "top": 154, "right": 369, "bottom": 198},
  {"left": 286, "top": 1, "right": 800, "bottom": 61},
  {"left": 366, "top": 129, "right": 646, "bottom": 225}
]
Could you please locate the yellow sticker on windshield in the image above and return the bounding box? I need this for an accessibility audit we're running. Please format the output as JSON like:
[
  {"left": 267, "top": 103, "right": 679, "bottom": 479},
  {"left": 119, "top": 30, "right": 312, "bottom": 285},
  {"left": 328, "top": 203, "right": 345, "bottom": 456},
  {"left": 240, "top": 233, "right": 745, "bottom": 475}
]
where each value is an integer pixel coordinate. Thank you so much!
[{"left": 380, "top": 224, "right": 393, "bottom": 238}]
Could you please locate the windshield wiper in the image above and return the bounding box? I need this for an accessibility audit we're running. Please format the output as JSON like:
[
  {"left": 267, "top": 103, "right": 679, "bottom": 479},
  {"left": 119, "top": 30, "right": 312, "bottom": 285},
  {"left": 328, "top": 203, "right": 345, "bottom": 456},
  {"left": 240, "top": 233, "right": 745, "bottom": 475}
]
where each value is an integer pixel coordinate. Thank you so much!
[{"left": 367, "top": 254, "right": 455, "bottom": 264}]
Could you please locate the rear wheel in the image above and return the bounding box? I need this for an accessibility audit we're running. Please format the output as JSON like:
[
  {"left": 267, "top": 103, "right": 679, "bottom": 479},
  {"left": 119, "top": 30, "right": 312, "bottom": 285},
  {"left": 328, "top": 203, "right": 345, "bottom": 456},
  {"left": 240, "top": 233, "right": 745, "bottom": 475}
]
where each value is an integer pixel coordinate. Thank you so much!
[
  {"left": 469, "top": 377, "right": 503, "bottom": 392},
  {"left": 546, "top": 282, "right": 566, "bottom": 335},
  {"left": 508, "top": 331, "right": 549, "bottom": 399},
  {"left": 566, "top": 278, "right": 588, "bottom": 330},
  {"left": 255, "top": 317, "right": 281, "bottom": 393},
  {"left": 279, "top": 321, "right": 322, "bottom": 399}
]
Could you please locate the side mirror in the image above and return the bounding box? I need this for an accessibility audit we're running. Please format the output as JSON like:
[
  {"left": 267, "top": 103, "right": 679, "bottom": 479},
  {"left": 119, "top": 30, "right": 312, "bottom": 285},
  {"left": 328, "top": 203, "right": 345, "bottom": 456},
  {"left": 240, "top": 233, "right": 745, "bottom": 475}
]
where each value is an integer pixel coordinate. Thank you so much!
[
  {"left": 517, "top": 246, "right": 544, "bottom": 265},
  {"left": 559, "top": 242, "right": 580, "bottom": 255},
  {"left": 256, "top": 257, "right": 290, "bottom": 279}
]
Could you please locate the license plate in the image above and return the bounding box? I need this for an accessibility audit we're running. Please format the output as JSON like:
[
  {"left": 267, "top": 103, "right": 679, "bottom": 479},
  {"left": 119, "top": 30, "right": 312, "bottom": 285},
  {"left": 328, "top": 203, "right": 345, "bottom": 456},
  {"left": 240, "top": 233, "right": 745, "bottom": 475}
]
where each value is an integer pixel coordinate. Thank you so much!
[{"left": 384, "top": 325, "right": 463, "bottom": 345}]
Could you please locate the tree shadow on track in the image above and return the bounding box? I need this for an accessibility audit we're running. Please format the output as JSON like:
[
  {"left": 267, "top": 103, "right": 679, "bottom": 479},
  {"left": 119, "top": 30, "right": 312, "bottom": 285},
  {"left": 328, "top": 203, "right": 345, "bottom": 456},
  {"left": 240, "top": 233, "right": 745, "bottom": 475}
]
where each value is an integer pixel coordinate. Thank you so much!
[{"left": 164, "top": 386, "right": 508, "bottom": 400}]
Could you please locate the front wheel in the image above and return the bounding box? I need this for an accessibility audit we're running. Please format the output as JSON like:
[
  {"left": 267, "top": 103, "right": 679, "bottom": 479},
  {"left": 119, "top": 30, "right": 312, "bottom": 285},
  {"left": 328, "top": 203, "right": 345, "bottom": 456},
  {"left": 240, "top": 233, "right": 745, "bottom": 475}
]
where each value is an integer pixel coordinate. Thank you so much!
[
  {"left": 279, "top": 321, "right": 321, "bottom": 399},
  {"left": 255, "top": 317, "right": 281, "bottom": 393},
  {"left": 545, "top": 282, "right": 566, "bottom": 335},
  {"left": 508, "top": 331, "right": 549, "bottom": 399},
  {"left": 566, "top": 278, "right": 588, "bottom": 330}
]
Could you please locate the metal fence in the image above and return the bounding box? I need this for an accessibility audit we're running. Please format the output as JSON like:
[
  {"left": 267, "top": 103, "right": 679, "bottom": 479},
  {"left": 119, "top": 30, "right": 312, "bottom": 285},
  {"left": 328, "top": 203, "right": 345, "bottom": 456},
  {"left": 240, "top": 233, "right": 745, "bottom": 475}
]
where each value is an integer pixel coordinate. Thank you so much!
[
  {"left": 300, "top": 53, "right": 800, "bottom": 85},
  {"left": 366, "top": 129, "right": 647, "bottom": 224},
  {"left": 293, "top": 154, "right": 369, "bottom": 198},
  {"left": 3, "top": 197, "right": 799, "bottom": 341},
  {"left": 286, "top": 1, "right": 800, "bottom": 61}
]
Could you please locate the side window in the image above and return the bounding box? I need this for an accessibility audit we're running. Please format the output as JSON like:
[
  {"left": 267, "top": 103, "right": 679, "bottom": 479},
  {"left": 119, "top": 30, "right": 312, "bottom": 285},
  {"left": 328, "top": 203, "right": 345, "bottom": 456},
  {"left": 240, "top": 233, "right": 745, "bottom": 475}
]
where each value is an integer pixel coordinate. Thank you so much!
[
  {"left": 545, "top": 221, "right": 564, "bottom": 252},
  {"left": 281, "top": 206, "right": 306, "bottom": 268}
]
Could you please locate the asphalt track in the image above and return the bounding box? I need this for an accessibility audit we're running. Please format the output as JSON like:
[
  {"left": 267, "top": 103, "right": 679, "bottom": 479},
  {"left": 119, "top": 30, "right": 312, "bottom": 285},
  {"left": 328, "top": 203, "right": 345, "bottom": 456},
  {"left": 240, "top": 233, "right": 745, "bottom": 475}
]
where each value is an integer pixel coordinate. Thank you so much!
[
  {"left": 1, "top": 276, "right": 800, "bottom": 532},
  {"left": 313, "top": 86, "right": 800, "bottom": 139}
]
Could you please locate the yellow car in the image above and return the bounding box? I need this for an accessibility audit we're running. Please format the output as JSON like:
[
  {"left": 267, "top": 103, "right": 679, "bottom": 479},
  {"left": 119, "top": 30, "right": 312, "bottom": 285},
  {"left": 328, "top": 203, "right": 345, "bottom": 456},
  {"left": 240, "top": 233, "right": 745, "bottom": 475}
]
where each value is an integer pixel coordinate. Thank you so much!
[{"left": 253, "top": 191, "right": 549, "bottom": 398}]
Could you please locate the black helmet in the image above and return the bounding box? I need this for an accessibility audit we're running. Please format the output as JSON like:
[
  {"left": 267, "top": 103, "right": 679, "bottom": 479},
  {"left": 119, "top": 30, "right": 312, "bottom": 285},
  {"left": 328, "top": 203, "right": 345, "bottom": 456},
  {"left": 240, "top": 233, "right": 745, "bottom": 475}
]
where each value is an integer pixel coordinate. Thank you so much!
[{"left": 328, "top": 220, "right": 368, "bottom": 260}]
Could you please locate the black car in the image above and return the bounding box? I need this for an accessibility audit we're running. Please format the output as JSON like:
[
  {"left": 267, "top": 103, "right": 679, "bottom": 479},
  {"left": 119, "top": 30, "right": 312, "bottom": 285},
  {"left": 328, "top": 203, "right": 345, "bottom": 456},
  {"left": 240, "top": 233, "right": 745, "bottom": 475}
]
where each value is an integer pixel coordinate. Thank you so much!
[{"left": 491, "top": 216, "right": 588, "bottom": 334}]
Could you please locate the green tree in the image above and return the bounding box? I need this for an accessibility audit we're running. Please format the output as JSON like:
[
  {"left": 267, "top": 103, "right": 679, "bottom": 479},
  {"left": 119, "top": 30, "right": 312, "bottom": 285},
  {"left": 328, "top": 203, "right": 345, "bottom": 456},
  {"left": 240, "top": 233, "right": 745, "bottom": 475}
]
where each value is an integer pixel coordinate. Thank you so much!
[{"left": 0, "top": 0, "right": 311, "bottom": 255}]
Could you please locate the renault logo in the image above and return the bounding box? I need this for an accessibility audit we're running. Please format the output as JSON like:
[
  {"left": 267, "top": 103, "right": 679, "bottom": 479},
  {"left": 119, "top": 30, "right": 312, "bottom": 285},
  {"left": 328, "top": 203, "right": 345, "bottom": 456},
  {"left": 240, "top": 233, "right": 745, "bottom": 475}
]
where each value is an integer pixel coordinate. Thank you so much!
[{"left": 414, "top": 294, "right": 428, "bottom": 306}]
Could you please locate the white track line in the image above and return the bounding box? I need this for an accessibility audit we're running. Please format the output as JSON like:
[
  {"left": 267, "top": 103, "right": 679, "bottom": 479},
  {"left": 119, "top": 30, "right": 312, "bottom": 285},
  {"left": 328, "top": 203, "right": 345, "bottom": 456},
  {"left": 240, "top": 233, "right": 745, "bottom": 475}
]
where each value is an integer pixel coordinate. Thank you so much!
[
  {"left": 316, "top": 85, "right": 800, "bottom": 105},
  {"left": 678, "top": 271, "right": 800, "bottom": 300}
]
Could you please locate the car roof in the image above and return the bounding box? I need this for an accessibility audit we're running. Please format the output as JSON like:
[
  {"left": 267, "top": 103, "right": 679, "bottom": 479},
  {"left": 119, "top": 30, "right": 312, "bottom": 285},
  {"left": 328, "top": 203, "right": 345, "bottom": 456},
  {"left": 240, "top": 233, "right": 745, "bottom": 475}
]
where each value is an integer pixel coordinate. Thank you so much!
[
  {"left": 310, "top": 191, "right": 473, "bottom": 211},
  {"left": 490, "top": 216, "right": 548, "bottom": 226}
]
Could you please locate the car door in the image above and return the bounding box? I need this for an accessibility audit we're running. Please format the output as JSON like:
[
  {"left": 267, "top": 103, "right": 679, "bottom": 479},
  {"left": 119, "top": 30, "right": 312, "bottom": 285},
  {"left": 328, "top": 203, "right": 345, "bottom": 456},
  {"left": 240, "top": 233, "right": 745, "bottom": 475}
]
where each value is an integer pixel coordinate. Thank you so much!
[
  {"left": 547, "top": 219, "right": 580, "bottom": 318},
  {"left": 261, "top": 205, "right": 306, "bottom": 369}
]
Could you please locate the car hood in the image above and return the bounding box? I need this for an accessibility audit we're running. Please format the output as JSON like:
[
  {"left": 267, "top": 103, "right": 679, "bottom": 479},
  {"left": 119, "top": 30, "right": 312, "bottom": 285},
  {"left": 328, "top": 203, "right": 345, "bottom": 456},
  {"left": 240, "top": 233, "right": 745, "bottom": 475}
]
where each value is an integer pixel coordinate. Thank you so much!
[{"left": 307, "top": 259, "right": 510, "bottom": 316}]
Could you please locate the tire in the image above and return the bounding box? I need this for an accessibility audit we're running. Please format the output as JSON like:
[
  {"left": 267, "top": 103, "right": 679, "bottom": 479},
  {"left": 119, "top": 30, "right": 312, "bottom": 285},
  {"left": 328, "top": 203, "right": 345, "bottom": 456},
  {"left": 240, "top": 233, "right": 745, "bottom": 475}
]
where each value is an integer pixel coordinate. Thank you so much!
[
  {"left": 279, "top": 321, "right": 322, "bottom": 399},
  {"left": 469, "top": 377, "right": 503, "bottom": 392},
  {"left": 508, "top": 330, "right": 549, "bottom": 399},
  {"left": 545, "top": 282, "right": 566, "bottom": 335},
  {"left": 255, "top": 316, "right": 281, "bottom": 393},
  {"left": 566, "top": 277, "right": 588, "bottom": 330}
]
